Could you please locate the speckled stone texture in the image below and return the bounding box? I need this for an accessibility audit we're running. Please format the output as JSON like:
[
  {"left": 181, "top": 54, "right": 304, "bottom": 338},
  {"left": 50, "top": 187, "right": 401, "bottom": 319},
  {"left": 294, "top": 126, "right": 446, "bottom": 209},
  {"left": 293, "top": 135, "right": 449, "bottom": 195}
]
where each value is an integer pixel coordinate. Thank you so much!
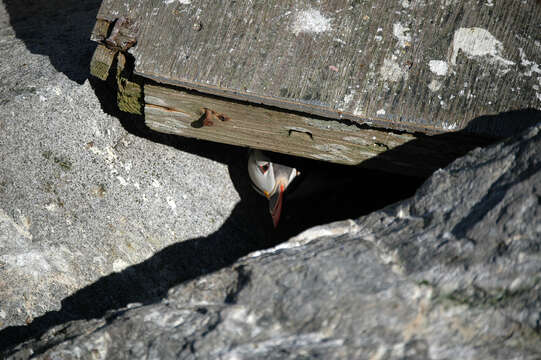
[
  {"left": 0, "top": 0, "right": 246, "bottom": 333},
  {"left": 2, "top": 0, "right": 541, "bottom": 358},
  {"left": 0, "top": 1, "right": 425, "bottom": 353},
  {"left": 4, "top": 123, "right": 540, "bottom": 359}
]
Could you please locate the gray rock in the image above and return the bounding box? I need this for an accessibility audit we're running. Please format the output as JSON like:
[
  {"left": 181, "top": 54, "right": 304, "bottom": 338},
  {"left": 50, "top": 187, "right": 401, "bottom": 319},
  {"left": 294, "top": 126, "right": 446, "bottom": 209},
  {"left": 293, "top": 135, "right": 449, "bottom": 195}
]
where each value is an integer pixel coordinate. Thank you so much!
[
  {"left": 2, "top": 0, "right": 540, "bottom": 358},
  {"left": 0, "top": 0, "right": 248, "bottom": 333},
  {"left": 0, "top": 1, "right": 426, "bottom": 352},
  {"left": 5, "top": 123, "right": 540, "bottom": 358}
]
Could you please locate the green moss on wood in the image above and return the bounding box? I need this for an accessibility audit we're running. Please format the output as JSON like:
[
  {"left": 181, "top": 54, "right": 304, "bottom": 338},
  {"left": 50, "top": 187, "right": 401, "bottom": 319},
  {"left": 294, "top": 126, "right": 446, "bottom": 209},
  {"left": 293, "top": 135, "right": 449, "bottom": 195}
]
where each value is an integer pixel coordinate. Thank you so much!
[
  {"left": 90, "top": 44, "right": 117, "bottom": 81},
  {"left": 91, "top": 60, "right": 114, "bottom": 81},
  {"left": 117, "top": 76, "right": 143, "bottom": 115},
  {"left": 116, "top": 53, "right": 143, "bottom": 115}
]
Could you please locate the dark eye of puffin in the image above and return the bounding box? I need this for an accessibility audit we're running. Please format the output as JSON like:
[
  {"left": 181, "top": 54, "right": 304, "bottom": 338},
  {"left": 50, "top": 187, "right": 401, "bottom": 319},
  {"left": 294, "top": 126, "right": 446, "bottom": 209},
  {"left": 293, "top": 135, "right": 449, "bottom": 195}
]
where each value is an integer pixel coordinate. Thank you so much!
[{"left": 258, "top": 163, "right": 270, "bottom": 174}]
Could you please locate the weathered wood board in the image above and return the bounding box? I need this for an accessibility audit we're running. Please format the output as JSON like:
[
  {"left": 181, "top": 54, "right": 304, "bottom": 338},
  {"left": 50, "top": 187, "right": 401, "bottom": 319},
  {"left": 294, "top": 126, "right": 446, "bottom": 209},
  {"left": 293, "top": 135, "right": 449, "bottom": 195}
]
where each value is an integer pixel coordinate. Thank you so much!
[
  {"left": 145, "top": 83, "right": 416, "bottom": 166},
  {"left": 144, "top": 84, "right": 492, "bottom": 176},
  {"left": 94, "top": 0, "right": 541, "bottom": 135}
]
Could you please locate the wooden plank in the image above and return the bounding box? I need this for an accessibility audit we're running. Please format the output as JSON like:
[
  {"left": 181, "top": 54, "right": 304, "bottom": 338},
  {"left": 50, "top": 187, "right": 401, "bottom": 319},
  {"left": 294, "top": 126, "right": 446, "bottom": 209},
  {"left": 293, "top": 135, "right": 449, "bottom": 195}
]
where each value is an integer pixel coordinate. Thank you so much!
[
  {"left": 144, "top": 84, "right": 413, "bottom": 163},
  {"left": 144, "top": 83, "right": 493, "bottom": 176},
  {"left": 90, "top": 18, "right": 111, "bottom": 42},
  {"left": 116, "top": 53, "right": 143, "bottom": 115},
  {"left": 90, "top": 44, "right": 117, "bottom": 81},
  {"left": 96, "top": 0, "right": 541, "bottom": 136}
]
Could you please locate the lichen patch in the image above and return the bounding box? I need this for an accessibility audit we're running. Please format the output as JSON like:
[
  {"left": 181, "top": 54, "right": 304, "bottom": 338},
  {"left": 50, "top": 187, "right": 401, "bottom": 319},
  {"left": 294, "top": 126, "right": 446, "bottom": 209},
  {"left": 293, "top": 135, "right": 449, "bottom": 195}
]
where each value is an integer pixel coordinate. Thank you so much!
[
  {"left": 518, "top": 48, "right": 541, "bottom": 77},
  {"left": 401, "top": 0, "right": 411, "bottom": 8},
  {"left": 441, "top": 122, "right": 458, "bottom": 130},
  {"left": 340, "top": 91, "right": 355, "bottom": 111},
  {"left": 428, "top": 79, "right": 442, "bottom": 92},
  {"left": 393, "top": 23, "right": 411, "bottom": 48},
  {"left": 164, "top": 0, "right": 191, "bottom": 4},
  {"left": 380, "top": 56, "right": 408, "bottom": 82},
  {"left": 429, "top": 60, "right": 448, "bottom": 76},
  {"left": 292, "top": 9, "right": 332, "bottom": 35},
  {"left": 450, "top": 28, "right": 514, "bottom": 70}
]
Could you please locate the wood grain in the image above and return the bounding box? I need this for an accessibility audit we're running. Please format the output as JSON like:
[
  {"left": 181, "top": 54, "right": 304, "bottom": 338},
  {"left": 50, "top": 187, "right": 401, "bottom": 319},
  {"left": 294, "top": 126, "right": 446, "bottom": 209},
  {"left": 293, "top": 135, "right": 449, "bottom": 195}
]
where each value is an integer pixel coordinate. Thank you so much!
[
  {"left": 90, "top": 44, "right": 117, "bottom": 81},
  {"left": 145, "top": 84, "right": 415, "bottom": 163},
  {"left": 96, "top": 0, "right": 541, "bottom": 136},
  {"left": 144, "top": 84, "right": 493, "bottom": 176},
  {"left": 116, "top": 53, "right": 143, "bottom": 115}
]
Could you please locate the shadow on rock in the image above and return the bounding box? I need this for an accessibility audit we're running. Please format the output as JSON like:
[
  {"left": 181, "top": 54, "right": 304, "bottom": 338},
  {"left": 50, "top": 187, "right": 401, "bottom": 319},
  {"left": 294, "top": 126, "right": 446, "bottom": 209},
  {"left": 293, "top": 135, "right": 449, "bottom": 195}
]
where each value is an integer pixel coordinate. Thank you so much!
[
  {"left": 2, "top": 2, "right": 540, "bottom": 351},
  {"left": 3, "top": 0, "right": 101, "bottom": 83},
  {"left": 0, "top": 81, "right": 427, "bottom": 352},
  {"left": 3, "top": 108, "right": 538, "bottom": 353}
]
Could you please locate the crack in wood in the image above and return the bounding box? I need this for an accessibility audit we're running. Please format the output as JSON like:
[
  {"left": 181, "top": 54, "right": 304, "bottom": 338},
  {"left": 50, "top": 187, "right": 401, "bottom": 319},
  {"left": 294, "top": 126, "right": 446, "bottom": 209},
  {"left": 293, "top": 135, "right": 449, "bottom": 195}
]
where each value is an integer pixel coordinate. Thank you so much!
[{"left": 146, "top": 103, "right": 185, "bottom": 114}]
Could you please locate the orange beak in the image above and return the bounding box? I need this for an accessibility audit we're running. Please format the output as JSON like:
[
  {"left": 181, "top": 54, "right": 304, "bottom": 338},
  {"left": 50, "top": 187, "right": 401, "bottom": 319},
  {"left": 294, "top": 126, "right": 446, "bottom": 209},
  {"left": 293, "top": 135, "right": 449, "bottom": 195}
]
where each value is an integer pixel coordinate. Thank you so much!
[{"left": 269, "top": 184, "right": 285, "bottom": 228}]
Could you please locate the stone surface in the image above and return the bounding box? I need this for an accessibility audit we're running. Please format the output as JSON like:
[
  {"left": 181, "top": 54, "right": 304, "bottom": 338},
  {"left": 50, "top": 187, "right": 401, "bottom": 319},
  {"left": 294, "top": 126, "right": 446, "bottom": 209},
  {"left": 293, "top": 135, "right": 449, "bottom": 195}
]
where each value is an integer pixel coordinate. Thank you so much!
[
  {"left": 4, "top": 122, "right": 540, "bottom": 358},
  {"left": 0, "top": 1, "right": 425, "bottom": 353},
  {"left": 2, "top": 0, "right": 540, "bottom": 358},
  {"left": 0, "top": 0, "right": 243, "bottom": 332}
]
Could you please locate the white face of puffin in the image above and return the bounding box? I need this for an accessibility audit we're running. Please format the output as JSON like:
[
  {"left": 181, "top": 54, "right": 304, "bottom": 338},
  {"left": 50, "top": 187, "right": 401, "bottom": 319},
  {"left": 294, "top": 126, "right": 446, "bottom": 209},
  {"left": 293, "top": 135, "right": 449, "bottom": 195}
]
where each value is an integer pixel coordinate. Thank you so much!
[
  {"left": 247, "top": 150, "right": 299, "bottom": 227},
  {"left": 248, "top": 150, "right": 276, "bottom": 197}
]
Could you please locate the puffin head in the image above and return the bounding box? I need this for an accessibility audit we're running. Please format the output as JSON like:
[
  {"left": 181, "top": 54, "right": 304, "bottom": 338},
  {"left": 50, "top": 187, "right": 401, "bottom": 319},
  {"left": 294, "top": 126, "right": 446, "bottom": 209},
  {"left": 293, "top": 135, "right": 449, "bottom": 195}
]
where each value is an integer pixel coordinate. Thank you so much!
[{"left": 248, "top": 150, "right": 299, "bottom": 227}]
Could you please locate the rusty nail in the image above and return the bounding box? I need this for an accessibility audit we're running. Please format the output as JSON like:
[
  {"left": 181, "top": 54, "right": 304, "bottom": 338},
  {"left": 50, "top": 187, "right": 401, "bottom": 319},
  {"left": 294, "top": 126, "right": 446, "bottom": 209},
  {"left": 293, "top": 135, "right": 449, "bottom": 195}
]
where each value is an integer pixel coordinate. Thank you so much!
[{"left": 202, "top": 108, "right": 214, "bottom": 126}]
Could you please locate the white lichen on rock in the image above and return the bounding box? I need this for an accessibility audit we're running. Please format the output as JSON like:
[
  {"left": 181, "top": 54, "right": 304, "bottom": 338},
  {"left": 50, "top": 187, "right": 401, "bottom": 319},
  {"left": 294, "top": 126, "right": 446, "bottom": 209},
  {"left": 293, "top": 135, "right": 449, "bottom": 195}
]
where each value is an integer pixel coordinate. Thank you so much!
[
  {"left": 380, "top": 56, "right": 407, "bottom": 82},
  {"left": 164, "top": 0, "right": 191, "bottom": 4},
  {"left": 441, "top": 122, "right": 458, "bottom": 130},
  {"left": 401, "top": 0, "right": 411, "bottom": 8},
  {"left": 339, "top": 91, "right": 355, "bottom": 111},
  {"left": 292, "top": 9, "right": 332, "bottom": 35},
  {"left": 393, "top": 23, "right": 411, "bottom": 48},
  {"left": 518, "top": 48, "right": 541, "bottom": 77},
  {"left": 428, "top": 60, "right": 449, "bottom": 76},
  {"left": 428, "top": 79, "right": 442, "bottom": 92},
  {"left": 450, "top": 27, "right": 515, "bottom": 70}
]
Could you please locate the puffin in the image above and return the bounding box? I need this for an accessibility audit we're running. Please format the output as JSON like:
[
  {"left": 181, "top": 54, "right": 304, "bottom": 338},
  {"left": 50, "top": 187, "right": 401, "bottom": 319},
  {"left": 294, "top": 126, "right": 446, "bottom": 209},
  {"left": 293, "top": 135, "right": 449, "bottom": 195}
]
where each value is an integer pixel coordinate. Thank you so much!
[{"left": 247, "top": 149, "right": 299, "bottom": 227}]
